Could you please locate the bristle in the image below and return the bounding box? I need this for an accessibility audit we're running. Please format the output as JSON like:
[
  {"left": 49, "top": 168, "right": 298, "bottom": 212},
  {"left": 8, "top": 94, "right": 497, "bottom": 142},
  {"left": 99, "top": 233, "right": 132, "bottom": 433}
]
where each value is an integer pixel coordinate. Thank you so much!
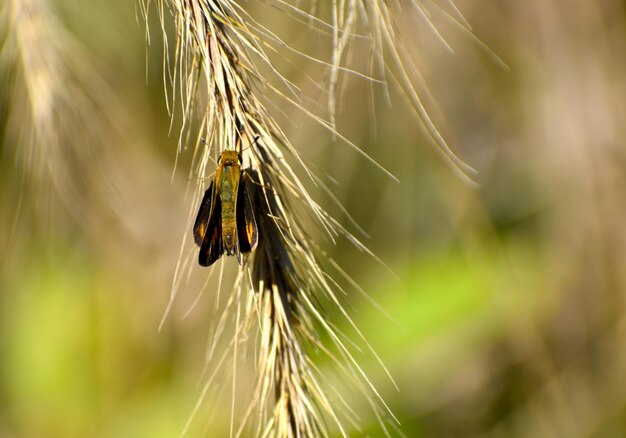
[
  {"left": 4, "top": 0, "right": 149, "bottom": 233},
  {"left": 146, "top": 0, "right": 475, "bottom": 435}
]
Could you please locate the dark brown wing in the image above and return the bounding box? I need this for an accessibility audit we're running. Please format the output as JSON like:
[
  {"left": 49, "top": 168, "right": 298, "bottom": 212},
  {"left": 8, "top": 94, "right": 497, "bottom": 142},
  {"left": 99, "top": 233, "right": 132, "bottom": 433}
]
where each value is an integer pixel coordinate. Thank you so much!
[
  {"left": 198, "top": 185, "right": 224, "bottom": 267},
  {"left": 193, "top": 182, "right": 214, "bottom": 247},
  {"left": 237, "top": 171, "right": 258, "bottom": 254}
]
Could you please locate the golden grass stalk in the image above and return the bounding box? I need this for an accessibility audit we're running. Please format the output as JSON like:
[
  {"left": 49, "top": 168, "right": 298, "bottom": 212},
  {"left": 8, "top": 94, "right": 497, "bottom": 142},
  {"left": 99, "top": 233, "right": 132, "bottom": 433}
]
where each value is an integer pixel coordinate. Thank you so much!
[
  {"left": 3, "top": 0, "right": 143, "bottom": 233},
  {"left": 5, "top": 0, "right": 88, "bottom": 207},
  {"left": 146, "top": 0, "right": 482, "bottom": 435},
  {"left": 246, "top": 168, "right": 329, "bottom": 436},
  {"left": 319, "top": 0, "right": 485, "bottom": 183}
]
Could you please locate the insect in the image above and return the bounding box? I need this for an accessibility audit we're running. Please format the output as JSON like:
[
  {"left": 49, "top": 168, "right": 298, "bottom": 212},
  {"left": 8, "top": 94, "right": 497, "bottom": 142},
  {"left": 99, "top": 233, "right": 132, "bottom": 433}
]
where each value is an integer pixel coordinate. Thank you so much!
[{"left": 193, "top": 148, "right": 258, "bottom": 267}]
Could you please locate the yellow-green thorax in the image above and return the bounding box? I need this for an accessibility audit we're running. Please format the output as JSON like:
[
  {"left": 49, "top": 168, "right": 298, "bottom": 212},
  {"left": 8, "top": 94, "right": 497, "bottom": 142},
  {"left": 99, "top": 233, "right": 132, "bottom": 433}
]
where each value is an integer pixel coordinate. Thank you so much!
[{"left": 215, "top": 150, "right": 241, "bottom": 255}]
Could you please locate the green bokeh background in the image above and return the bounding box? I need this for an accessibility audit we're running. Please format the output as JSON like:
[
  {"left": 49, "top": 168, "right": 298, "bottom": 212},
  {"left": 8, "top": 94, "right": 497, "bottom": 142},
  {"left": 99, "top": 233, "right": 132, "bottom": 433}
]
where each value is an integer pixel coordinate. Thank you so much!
[{"left": 2, "top": 1, "right": 625, "bottom": 436}]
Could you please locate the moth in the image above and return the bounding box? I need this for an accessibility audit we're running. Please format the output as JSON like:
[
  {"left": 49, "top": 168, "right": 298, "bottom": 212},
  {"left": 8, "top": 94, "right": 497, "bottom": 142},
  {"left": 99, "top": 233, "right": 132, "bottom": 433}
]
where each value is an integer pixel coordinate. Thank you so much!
[{"left": 193, "top": 150, "right": 258, "bottom": 266}]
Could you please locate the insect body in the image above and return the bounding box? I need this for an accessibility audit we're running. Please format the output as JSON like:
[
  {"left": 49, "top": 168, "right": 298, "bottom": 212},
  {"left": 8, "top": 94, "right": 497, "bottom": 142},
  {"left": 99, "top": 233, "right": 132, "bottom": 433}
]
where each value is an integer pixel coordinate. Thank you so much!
[{"left": 193, "top": 150, "right": 258, "bottom": 266}]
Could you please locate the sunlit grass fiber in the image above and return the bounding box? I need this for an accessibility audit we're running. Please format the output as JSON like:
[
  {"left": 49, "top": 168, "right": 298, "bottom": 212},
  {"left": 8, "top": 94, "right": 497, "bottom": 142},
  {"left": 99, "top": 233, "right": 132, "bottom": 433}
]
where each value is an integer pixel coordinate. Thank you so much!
[{"left": 141, "top": 0, "right": 478, "bottom": 435}]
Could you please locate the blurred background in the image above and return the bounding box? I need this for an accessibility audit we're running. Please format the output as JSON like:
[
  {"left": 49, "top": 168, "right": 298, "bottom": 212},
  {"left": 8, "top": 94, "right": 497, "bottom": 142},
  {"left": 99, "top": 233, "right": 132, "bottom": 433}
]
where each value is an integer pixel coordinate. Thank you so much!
[{"left": 1, "top": 0, "right": 626, "bottom": 436}]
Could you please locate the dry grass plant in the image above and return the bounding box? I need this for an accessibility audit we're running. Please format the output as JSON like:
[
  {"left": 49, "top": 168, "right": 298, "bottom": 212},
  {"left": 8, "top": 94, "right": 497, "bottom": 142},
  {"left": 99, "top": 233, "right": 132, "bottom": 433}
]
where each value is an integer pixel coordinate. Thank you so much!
[
  {"left": 142, "top": 0, "right": 482, "bottom": 436},
  {"left": 2, "top": 0, "right": 157, "bottom": 242}
]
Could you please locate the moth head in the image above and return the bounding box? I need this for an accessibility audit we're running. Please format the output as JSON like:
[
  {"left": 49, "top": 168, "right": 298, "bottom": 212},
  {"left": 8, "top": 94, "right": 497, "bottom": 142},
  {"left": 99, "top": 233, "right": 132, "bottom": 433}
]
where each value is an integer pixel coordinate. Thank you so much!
[{"left": 219, "top": 150, "right": 240, "bottom": 166}]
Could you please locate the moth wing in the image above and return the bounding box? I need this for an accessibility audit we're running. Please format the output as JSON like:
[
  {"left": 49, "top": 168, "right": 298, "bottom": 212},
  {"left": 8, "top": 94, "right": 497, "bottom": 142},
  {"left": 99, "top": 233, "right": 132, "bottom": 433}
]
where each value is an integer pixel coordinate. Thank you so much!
[
  {"left": 199, "top": 193, "right": 224, "bottom": 267},
  {"left": 237, "top": 171, "right": 258, "bottom": 254},
  {"left": 193, "top": 181, "right": 214, "bottom": 247}
]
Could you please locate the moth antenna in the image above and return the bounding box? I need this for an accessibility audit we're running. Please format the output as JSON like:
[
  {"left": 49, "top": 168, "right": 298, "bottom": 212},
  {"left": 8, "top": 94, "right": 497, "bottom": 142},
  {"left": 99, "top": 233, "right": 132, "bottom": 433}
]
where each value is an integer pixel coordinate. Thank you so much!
[{"left": 241, "top": 135, "right": 261, "bottom": 155}]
